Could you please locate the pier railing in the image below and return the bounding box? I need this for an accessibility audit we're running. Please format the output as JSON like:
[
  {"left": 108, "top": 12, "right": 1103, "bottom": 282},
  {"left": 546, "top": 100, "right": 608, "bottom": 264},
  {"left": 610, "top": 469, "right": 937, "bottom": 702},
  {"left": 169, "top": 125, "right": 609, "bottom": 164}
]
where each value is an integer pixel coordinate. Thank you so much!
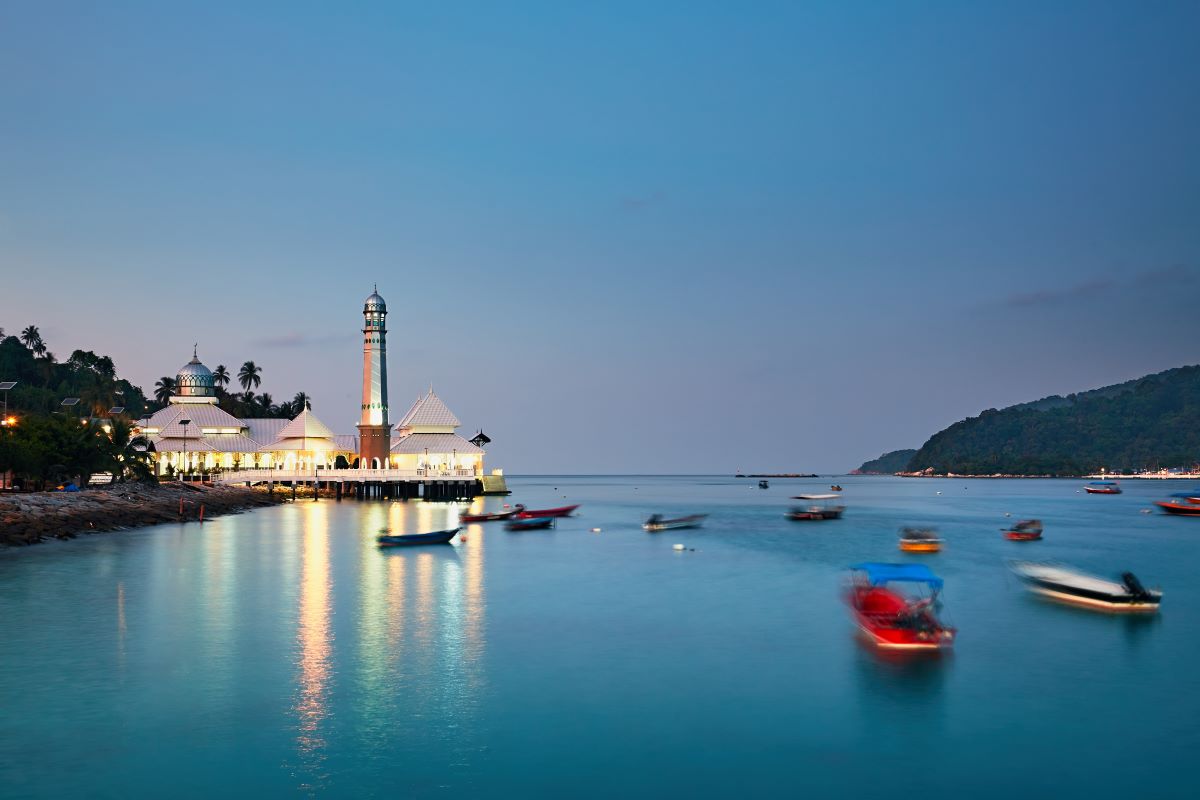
[{"left": 218, "top": 468, "right": 478, "bottom": 484}]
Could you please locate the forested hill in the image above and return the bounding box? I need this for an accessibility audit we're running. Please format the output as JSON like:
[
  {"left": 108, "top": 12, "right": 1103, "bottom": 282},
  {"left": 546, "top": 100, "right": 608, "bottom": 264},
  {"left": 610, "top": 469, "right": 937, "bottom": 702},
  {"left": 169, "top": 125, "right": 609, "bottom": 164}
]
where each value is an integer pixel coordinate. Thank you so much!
[
  {"left": 906, "top": 365, "right": 1200, "bottom": 475},
  {"left": 853, "top": 449, "right": 917, "bottom": 474}
]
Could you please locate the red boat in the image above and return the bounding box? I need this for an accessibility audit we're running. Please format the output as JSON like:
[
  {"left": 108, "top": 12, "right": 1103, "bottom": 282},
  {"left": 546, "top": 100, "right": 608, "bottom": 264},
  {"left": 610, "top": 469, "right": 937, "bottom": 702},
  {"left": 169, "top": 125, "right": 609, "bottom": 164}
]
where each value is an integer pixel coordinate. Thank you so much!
[
  {"left": 515, "top": 504, "right": 579, "bottom": 519},
  {"left": 460, "top": 505, "right": 524, "bottom": 523},
  {"left": 1003, "top": 519, "right": 1043, "bottom": 541},
  {"left": 1084, "top": 481, "right": 1121, "bottom": 494},
  {"left": 846, "top": 563, "right": 955, "bottom": 651},
  {"left": 1156, "top": 493, "right": 1200, "bottom": 516}
]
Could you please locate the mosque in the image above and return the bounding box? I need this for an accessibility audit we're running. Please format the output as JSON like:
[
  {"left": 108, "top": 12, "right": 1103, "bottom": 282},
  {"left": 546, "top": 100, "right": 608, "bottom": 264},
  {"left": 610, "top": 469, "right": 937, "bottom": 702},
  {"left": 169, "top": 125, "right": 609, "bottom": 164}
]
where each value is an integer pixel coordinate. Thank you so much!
[{"left": 137, "top": 289, "right": 490, "bottom": 488}]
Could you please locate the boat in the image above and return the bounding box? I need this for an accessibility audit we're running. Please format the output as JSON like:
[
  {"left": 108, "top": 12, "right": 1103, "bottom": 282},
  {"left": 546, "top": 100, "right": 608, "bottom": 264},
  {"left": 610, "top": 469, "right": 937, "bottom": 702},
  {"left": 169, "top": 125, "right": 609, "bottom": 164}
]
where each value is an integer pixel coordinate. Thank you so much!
[
  {"left": 460, "top": 504, "right": 524, "bottom": 523},
  {"left": 1084, "top": 481, "right": 1122, "bottom": 495},
  {"left": 643, "top": 513, "right": 708, "bottom": 532},
  {"left": 514, "top": 504, "right": 579, "bottom": 519},
  {"left": 758, "top": 480, "right": 769, "bottom": 489},
  {"left": 506, "top": 516, "right": 556, "bottom": 531},
  {"left": 898, "top": 527, "right": 942, "bottom": 552},
  {"left": 1003, "top": 519, "right": 1043, "bottom": 541},
  {"left": 786, "top": 495, "right": 844, "bottom": 521},
  {"left": 376, "top": 527, "right": 460, "bottom": 547},
  {"left": 845, "top": 563, "right": 956, "bottom": 650},
  {"left": 831, "top": 484, "right": 843, "bottom": 492},
  {"left": 1010, "top": 561, "right": 1162, "bottom": 612},
  {"left": 1155, "top": 492, "right": 1200, "bottom": 516}
]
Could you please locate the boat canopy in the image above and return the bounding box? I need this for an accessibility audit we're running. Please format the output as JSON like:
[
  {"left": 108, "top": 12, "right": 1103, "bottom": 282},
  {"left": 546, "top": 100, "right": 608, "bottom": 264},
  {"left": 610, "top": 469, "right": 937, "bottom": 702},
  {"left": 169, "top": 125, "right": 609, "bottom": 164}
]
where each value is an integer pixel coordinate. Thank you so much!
[
  {"left": 1089, "top": 481, "right": 1118, "bottom": 485},
  {"left": 1169, "top": 492, "right": 1200, "bottom": 499},
  {"left": 850, "top": 562, "right": 944, "bottom": 590}
]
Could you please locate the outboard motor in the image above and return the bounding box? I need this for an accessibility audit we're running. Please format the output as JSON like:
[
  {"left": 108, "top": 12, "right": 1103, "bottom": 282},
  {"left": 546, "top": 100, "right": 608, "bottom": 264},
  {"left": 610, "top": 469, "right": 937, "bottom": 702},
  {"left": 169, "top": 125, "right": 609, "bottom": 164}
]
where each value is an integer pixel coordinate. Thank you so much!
[{"left": 1121, "top": 572, "right": 1150, "bottom": 599}]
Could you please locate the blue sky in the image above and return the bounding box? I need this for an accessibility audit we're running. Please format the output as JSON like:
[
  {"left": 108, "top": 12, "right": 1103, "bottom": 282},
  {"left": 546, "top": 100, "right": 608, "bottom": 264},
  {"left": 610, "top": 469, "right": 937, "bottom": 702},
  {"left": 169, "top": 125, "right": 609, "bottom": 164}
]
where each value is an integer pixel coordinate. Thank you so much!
[{"left": 1, "top": 1, "right": 1197, "bottom": 472}]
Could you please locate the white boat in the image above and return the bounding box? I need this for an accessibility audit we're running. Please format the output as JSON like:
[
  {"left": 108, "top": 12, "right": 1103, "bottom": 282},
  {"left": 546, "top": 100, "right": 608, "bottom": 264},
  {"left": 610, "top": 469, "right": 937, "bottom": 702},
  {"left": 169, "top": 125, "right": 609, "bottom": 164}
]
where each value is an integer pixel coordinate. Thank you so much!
[
  {"left": 643, "top": 513, "right": 708, "bottom": 532},
  {"left": 1010, "top": 561, "right": 1162, "bottom": 612}
]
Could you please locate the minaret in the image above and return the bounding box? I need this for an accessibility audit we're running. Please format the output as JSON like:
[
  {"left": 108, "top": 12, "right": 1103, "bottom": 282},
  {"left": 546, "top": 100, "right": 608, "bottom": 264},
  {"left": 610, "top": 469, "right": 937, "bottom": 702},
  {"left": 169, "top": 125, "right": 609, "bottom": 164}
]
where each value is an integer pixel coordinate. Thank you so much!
[{"left": 357, "top": 286, "right": 392, "bottom": 468}]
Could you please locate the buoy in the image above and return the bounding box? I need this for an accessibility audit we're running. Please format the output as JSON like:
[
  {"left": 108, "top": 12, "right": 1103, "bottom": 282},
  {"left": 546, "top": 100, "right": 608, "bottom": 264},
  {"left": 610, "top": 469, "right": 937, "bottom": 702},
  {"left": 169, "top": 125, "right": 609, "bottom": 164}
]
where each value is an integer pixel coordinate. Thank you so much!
[
  {"left": 591, "top": 527, "right": 601, "bottom": 533},
  {"left": 673, "top": 543, "right": 685, "bottom": 551},
  {"left": 936, "top": 491, "right": 942, "bottom": 495},
  {"left": 1005, "top": 512, "right": 1011, "bottom": 517}
]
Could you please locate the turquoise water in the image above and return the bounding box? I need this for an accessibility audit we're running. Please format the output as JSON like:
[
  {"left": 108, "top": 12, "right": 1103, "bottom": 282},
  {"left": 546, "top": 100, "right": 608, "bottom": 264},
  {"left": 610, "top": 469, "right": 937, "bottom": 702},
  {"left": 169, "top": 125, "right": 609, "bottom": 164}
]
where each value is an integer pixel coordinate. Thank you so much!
[{"left": 1, "top": 476, "right": 1197, "bottom": 798}]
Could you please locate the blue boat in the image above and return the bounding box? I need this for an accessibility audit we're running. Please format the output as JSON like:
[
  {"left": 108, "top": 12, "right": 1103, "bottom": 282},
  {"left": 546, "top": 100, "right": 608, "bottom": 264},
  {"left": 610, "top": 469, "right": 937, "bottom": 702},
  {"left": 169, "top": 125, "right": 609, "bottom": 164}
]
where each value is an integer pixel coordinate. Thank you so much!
[
  {"left": 376, "top": 527, "right": 460, "bottom": 547},
  {"left": 506, "top": 516, "right": 556, "bottom": 531}
]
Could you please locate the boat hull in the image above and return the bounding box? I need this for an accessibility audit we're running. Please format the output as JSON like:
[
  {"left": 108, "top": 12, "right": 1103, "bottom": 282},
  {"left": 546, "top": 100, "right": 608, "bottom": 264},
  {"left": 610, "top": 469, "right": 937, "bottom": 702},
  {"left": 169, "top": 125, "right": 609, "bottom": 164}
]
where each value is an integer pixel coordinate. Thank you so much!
[
  {"left": 1011, "top": 562, "right": 1162, "bottom": 613},
  {"left": 899, "top": 540, "right": 942, "bottom": 553},
  {"left": 644, "top": 514, "right": 708, "bottom": 532},
  {"left": 847, "top": 587, "right": 955, "bottom": 650},
  {"left": 515, "top": 504, "right": 579, "bottom": 519},
  {"left": 1085, "top": 487, "right": 1121, "bottom": 494},
  {"left": 377, "top": 528, "right": 460, "bottom": 547},
  {"left": 787, "top": 507, "right": 844, "bottom": 521},
  {"left": 460, "top": 511, "right": 515, "bottom": 522},
  {"left": 1156, "top": 501, "right": 1200, "bottom": 516},
  {"left": 506, "top": 517, "right": 556, "bottom": 531},
  {"left": 1004, "top": 531, "right": 1043, "bottom": 541}
]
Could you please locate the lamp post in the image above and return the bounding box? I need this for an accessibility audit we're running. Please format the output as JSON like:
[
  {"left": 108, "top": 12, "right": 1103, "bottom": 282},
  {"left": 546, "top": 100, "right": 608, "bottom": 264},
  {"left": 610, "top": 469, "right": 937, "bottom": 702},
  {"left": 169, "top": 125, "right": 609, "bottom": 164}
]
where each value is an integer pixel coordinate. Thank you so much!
[
  {"left": 0, "top": 381, "right": 16, "bottom": 425},
  {"left": 179, "top": 418, "right": 191, "bottom": 482}
]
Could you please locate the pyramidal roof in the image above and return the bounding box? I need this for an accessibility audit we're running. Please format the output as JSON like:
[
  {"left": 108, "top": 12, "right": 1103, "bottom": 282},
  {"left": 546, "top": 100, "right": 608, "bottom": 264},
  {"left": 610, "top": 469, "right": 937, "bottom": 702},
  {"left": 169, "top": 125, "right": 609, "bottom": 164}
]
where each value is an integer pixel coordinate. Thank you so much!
[
  {"left": 397, "top": 388, "right": 460, "bottom": 428},
  {"left": 274, "top": 409, "right": 337, "bottom": 441}
]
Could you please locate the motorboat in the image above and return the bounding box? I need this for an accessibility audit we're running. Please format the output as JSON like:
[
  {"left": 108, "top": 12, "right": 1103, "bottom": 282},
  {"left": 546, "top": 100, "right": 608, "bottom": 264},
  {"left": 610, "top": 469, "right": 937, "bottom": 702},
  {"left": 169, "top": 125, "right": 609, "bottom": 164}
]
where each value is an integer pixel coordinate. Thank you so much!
[
  {"left": 786, "top": 495, "right": 844, "bottom": 521},
  {"left": 1003, "top": 519, "right": 1043, "bottom": 541},
  {"left": 1010, "top": 561, "right": 1162, "bottom": 612},
  {"left": 899, "top": 527, "right": 942, "bottom": 552},
  {"left": 643, "top": 513, "right": 708, "bottom": 532},
  {"left": 377, "top": 527, "right": 460, "bottom": 547},
  {"left": 1084, "top": 481, "right": 1122, "bottom": 494},
  {"left": 845, "top": 563, "right": 956, "bottom": 651},
  {"left": 515, "top": 504, "right": 579, "bottom": 519},
  {"left": 460, "top": 505, "right": 524, "bottom": 523},
  {"left": 506, "top": 516, "right": 556, "bottom": 531},
  {"left": 831, "top": 485, "right": 843, "bottom": 492},
  {"left": 758, "top": 480, "right": 770, "bottom": 489},
  {"left": 1155, "top": 492, "right": 1200, "bottom": 516}
]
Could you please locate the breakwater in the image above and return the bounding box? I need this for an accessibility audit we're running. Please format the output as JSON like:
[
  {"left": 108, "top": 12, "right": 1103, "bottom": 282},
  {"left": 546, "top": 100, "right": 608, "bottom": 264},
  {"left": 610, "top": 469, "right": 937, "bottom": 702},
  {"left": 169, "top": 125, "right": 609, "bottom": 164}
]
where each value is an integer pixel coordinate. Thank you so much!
[{"left": 0, "top": 483, "right": 284, "bottom": 546}]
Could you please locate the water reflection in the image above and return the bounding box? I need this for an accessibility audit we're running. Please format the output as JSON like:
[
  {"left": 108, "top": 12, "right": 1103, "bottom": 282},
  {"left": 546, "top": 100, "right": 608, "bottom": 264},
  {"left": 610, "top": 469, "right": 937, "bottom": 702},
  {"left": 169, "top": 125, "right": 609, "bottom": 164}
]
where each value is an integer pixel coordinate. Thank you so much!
[{"left": 294, "top": 503, "right": 332, "bottom": 792}]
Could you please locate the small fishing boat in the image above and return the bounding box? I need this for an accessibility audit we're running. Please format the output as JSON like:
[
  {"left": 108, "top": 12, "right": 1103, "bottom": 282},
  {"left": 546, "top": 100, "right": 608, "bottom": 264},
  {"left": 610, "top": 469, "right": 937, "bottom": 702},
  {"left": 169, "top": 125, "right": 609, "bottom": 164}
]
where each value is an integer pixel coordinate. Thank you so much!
[
  {"left": 376, "top": 527, "right": 460, "bottom": 547},
  {"left": 1003, "top": 519, "right": 1043, "bottom": 541},
  {"left": 787, "top": 495, "right": 844, "bottom": 521},
  {"left": 1010, "top": 561, "right": 1162, "bottom": 612},
  {"left": 515, "top": 504, "right": 579, "bottom": 519},
  {"left": 506, "top": 516, "right": 556, "bottom": 531},
  {"left": 643, "top": 513, "right": 708, "bottom": 532},
  {"left": 460, "top": 504, "right": 524, "bottom": 523},
  {"left": 899, "top": 527, "right": 942, "bottom": 552},
  {"left": 1084, "top": 481, "right": 1122, "bottom": 495},
  {"left": 1155, "top": 492, "right": 1200, "bottom": 516},
  {"left": 846, "top": 563, "right": 956, "bottom": 651},
  {"left": 758, "top": 480, "right": 770, "bottom": 489},
  {"left": 831, "top": 484, "right": 843, "bottom": 492}
]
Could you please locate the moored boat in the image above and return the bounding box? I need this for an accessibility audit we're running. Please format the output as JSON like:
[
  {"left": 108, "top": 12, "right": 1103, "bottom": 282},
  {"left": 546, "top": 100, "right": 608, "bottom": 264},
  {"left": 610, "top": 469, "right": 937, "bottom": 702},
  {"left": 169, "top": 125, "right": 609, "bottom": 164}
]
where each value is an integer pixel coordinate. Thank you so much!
[
  {"left": 460, "top": 504, "right": 524, "bottom": 523},
  {"left": 845, "top": 563, "right": 956, "bottom": 650},
  {"left": 787, "top": 495, "right": 844, "bottom": 521},
  {"left": 899, "top": 527, "right": 942, "bottom": 552},
  {"left": 831, "top": 484, "right": 842, "bottom": 492},
  {"left": 643, "top": 513, "right": 708, "bottom": 532},
  {"left": 377, "top": 527, "right": 460, "bottom": 547},
  {"left": 515, "top": 504, "right": 579, "bottom": 519},
  {"left": 1009, "top": 561, "right": 1162, "bottom": 612},
  {"left": 1003, "top": 519, "right": 1043, "bottom": 541},
  {"left": 758, "top": 480, "right": 770, "bottom": 489},
  {"left": 1084, "top": 481, "right": 1122, "bottom": 494},
  {"left": 506, "top": 516, "right": 556, "bottom": 531},
  {"left": 1155, "top": 492, "right": 1200, "bottom": 516}
]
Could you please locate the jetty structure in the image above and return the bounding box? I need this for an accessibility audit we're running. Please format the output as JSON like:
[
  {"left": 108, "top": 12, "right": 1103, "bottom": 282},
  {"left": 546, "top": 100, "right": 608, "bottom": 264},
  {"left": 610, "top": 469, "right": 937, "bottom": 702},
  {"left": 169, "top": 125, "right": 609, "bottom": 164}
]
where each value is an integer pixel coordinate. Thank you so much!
[{"left": 136, "top": 288, "right": 503, "bottom": 500}]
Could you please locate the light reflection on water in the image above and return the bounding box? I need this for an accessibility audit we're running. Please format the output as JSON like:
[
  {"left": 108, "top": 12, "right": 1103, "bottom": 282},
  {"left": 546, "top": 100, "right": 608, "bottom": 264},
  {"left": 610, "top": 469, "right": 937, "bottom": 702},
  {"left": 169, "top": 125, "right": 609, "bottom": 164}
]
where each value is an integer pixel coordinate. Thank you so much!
[{"left": 294, "top": 503, "right": 332, "bottom": 791}]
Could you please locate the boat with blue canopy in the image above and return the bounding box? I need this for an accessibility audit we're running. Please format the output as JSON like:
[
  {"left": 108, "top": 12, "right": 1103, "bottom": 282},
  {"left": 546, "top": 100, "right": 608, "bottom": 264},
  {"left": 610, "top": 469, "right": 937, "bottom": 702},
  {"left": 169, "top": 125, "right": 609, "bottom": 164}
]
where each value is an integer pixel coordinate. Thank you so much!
[
  {"left": 1156, "top": 491, "right": 1200, "bottom": 516},
  {"left": 845, "top": 563, "right": 955, "bottom": 650}
]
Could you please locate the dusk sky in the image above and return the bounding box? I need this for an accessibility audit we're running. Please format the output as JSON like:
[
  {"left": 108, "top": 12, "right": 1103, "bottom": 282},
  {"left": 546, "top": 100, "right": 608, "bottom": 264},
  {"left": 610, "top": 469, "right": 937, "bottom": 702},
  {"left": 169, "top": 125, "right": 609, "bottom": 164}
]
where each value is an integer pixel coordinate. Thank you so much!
[{"left": 1, "top": 1, "right": 1197, "bottom": 473}]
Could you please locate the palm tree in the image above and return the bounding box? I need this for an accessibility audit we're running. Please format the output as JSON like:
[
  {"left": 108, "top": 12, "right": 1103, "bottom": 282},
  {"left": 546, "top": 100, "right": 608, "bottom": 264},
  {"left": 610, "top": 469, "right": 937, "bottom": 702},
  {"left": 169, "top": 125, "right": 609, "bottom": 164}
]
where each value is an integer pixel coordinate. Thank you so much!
[
  {"left": 292, "top": 391, "right": 312, "bottom": 412},
  {"left": 238, "top": 361, "right": 262, "bottom": 392},
  {"left": 212, "top": 364, "right": 230, "bottom": 390},
  {"left": 105, "top": 417, "right": 153, "bottom": 483},
  {"left": 257, "top": 392, "right": 275, "bottom": 415},
  {"left": 20, "top": 325, "right": 46, "bottom": 356},
  {"left": 154, "top": 376, "right": 176, "bottom": 405}
]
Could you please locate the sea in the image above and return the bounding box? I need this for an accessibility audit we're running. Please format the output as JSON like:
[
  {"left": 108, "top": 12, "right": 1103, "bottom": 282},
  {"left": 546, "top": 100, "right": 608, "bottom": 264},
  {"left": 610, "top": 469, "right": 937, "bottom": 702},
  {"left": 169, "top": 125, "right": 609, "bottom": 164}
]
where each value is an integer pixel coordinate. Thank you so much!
[{"left": 1, "top": 475, "right": 1197, "bottom": 799}]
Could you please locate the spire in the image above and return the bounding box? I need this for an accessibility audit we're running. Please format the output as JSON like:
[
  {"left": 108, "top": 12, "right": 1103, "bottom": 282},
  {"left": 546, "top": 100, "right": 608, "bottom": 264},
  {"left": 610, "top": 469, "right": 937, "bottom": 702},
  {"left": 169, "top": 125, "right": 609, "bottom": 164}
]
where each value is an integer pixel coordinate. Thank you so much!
[{"left": 192, "top": 343, "right": 198, "bottom": 361}]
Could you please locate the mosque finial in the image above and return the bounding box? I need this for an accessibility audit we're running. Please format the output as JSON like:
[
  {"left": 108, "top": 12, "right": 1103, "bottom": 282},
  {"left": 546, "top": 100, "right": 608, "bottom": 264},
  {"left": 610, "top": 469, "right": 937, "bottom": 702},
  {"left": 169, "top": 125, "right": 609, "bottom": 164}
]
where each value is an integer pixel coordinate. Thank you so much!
[{"left": 193, "top": 343, "right": 198, "bottom": 359}]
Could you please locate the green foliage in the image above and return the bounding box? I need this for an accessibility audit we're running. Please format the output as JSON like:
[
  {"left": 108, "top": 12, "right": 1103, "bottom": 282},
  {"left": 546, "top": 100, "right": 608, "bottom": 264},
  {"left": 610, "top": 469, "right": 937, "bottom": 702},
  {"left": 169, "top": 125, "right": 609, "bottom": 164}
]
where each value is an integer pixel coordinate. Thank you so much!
[
  {"left": 855, "top": 449, "right": 917, "bottom": 473},
  {"left": 0, "top": 334, "right": 149, "bottom": 418},
  {"left": 908, "top": 365, "right": 1200, "bottom": 475}
]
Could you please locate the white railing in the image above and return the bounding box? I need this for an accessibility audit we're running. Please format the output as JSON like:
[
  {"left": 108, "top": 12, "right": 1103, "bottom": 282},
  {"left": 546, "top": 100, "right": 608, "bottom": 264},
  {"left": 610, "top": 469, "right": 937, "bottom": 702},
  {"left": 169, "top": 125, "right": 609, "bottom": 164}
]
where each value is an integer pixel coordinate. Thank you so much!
[{"left": 218, "top": 468, "right": 479, "bottom": 484}]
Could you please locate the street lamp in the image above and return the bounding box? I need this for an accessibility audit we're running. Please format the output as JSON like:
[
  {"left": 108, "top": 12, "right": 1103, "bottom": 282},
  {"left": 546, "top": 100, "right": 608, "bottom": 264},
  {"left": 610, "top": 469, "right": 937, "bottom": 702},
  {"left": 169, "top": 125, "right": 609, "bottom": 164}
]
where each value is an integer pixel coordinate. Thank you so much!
[
  {"left": 0, "top": 381, "right": 16, "bottom": 424},
  {"left": 179, "top": 418, "right": 191, "bottom": 482}
]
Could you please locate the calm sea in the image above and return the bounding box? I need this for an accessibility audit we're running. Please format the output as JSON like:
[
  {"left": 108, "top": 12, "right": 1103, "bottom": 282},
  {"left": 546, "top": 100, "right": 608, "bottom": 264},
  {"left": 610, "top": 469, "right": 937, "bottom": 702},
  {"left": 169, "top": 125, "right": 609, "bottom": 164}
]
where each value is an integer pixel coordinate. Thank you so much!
[{"left": 1, "top": 476, "right": 1197, "bottom": 798}]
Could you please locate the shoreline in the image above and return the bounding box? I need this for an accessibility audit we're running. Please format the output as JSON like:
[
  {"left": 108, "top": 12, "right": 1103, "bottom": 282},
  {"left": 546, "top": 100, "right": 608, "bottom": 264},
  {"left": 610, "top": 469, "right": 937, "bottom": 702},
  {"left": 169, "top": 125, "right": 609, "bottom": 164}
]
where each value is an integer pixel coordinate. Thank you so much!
[
  {"left": 892, "top": 472, "right": 1199, "bottom": 480},
  {"left": 0, "top": 483, "right": 286, "bottom": 547}
]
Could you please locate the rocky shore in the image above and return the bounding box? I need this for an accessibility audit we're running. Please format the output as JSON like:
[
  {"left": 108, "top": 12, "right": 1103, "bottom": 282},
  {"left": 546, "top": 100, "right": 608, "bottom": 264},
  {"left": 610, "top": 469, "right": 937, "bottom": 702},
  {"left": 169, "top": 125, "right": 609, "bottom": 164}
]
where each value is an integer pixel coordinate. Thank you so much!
[{"left": 0, "top": 482, "right": 285, "bottom": 547}]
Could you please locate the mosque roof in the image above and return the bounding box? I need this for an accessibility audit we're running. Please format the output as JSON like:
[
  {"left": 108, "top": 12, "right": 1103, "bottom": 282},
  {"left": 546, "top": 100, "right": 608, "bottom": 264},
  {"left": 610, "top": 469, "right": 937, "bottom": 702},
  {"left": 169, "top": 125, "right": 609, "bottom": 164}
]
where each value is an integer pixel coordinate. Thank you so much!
[
  {"left": 242, "top": 418, "right": 289, "bottom": 447},
  {"left": 396, "top": 389, "right": 461, "bottom": 429},
  {"left": 150, "top": 405, "right": 245, "bottom": 436},
  {"left": 273, "top": 409, "right": 337, "bottom": 442},
  {"left": 390, "top": 432, "right": 483, "bottom": 455}
]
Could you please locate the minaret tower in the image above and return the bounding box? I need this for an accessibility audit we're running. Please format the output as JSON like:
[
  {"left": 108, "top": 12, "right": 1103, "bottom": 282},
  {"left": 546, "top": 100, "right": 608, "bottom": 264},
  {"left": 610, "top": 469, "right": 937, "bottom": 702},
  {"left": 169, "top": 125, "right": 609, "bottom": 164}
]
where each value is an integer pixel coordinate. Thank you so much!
[{"left": 357, "top": 286, "right": 392, "bottom": 468}]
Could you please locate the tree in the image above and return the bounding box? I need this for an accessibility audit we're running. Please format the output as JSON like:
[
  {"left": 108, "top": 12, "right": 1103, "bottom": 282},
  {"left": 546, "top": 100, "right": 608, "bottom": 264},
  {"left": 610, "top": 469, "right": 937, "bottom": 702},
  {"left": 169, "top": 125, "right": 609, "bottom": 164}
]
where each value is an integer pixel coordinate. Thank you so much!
[
  {"left": 293, "top": 391, "right": 312, "bottom": 412},
  {"left": 257, "top": 392, "right": 275, "bottom": 414},
  {"left": 20, "top": 325, "right": 45, "bottom": 356},
  {"left": 104, "top": 417, "right": 155, "bottom": 483},
  {"left": 238, "top": 361, "right": 262, "bottom": 392},
  {"left": 212, "top": 364, "right": 230, "bottom": 390},
  {"left": 154, "top": 376, "right": 176, "bottom": 405}
]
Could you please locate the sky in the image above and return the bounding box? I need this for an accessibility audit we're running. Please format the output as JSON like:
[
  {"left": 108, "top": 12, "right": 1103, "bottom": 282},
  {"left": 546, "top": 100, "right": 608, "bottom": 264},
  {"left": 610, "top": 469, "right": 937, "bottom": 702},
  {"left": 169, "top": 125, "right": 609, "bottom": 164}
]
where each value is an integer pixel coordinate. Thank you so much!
[{"left": 1, "top": 1, "right": 1197, "bottom": 473}]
